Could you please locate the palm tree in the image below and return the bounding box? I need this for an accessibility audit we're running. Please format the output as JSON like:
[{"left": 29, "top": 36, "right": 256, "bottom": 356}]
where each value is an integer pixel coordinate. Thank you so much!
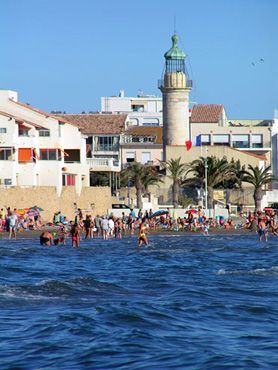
[
  {"left": 188, "top": 156, "right": 237, "bottom": 209},
  {"left": 163, "top": 157, "right": 187, "bottom": 208},
  {"left": 242, "top": 165, "right": 274, "bottom": 212},
  {"left": 141, "top": 166, "right": 163, "bottom": 197},
  {"left": 121, "top": 162, "right": 161, "bottom": 209}
]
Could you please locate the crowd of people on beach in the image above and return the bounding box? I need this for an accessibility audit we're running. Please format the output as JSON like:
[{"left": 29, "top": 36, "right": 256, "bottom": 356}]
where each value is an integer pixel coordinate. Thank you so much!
[{"left": 1, "top": 205, "right": 277, "bottom": 245}]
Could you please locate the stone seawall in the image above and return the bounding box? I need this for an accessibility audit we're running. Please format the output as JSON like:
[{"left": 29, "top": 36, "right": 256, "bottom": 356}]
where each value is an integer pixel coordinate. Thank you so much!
[{"left": 0, "top": 186, "right": 114, "bottom": 221}]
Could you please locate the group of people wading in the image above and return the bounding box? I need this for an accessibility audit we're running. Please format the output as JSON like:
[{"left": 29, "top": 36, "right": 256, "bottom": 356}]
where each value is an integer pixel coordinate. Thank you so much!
[
  {"left": 40, "top": 209, "right": 149, "bottom": 248},
  {"left": 35, "top": 207, "right": 277, "bottom": 247}
]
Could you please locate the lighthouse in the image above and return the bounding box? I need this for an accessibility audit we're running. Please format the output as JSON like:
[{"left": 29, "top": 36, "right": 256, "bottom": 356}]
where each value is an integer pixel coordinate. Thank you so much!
[{"left": 159, "top": 34, "right": 192, "bottom": 160}]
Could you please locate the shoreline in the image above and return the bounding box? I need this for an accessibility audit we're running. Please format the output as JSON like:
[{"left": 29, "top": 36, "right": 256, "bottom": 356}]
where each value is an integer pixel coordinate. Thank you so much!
[{"left": 0, "top": 227, "right": 253, "bottom": 240}]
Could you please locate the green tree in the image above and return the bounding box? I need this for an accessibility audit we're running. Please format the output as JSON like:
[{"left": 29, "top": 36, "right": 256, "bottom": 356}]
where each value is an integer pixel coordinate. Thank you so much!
[
  {"left": 163, "top": 157, "right": 188, "bottom": 208},
  {"left": 188, "top": 156, "right": 237, "bottom": 209},
  {"left": 121, "top": 162, "right": 161, "bottom": 209},
  {"left": 242, "top": 165, "right": 274, "bottom": 212}
]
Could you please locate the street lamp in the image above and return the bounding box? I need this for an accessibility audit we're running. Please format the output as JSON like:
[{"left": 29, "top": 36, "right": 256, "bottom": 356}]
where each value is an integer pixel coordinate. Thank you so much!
[
  {"left": 127, "top": 177, "right": 131, "bottom": 207},
  {"left": 205, "top": 148, "right": 208, "bottom": 214}
]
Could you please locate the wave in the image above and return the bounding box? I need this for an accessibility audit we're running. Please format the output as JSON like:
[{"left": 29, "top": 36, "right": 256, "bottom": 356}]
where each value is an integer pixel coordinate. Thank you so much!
[
  {"left": 0, "top": 276, "right": 127, "bottom": 301},
  {"left": 217, "top": 266, "right": 278, "bottom": 276}
]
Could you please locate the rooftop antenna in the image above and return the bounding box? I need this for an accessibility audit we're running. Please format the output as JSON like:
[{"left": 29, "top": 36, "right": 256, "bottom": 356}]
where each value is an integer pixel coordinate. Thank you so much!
[{"left": 174, "top": 15, "right": 176, "bottom": 34}]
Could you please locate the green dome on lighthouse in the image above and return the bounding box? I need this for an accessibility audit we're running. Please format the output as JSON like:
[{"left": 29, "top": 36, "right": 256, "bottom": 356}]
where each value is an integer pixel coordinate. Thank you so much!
[{"left": 164, "top": 34, "right": 186, "bottom": 60}]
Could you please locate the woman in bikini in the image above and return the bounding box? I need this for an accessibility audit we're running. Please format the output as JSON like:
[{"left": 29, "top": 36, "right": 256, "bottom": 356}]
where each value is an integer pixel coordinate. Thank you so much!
[{"left": 138, "top": 221, "right": 149, "bottom": 248}]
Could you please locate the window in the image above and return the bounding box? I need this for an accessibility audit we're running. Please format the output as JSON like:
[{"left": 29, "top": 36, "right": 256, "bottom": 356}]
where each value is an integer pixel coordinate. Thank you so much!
[
  {"left": 18, "top": 148, "right": 32, "bottom": 162},
  {"left": 144, "top": 136, "right": 155, "bottom": 143},
  {"left": 252, "top": 134, "right": 263, "bottom": 148},
  {"left": 141, "top": 152, "right": 151, "bottom": 164},
  {"left": 62, "top": 174, "right": 75, "bottom": 186},
  {"left": 40, "top": 149, "right": 60, "bottom": 160},
  {"left": 18, "top": 128, "right": 29, "bottom": 136},
  {"left": 126, "top": 152, "right": 135, "bottom": 163},
  {"left": 94, "top": 136, "right": 119, "bottom": 152},
  {"left": 201, "top": 134, "right": 210, "bottom": 145},
  {"left": 0, "top": 128, "right": 7, "bottom": 133},
  {"left": 0, "top": 148, "right": 12, "bottom": 160},
  {"left": 64, "top": 149, "right": 80, "bottom": 163},
  {"left": 132, "top": 136, "right": 141, "bottom": 143},
  {"left": 131, "top": 104, "right": 144, "bottom": 112},
  {"left": 213, "top": 134, "right": 229, "bottom": 145},
  {"left": 18, "top": 123, "right": 30, "bottom": 137},
  {"left": 143, "top": 118, "right": 159, "bottom": 126},
  {"left": 39, "top": 129, "right": 50, "bottom": 137},
  {"left": 232, "top": 135, "right": 249, "bottom": 148}
]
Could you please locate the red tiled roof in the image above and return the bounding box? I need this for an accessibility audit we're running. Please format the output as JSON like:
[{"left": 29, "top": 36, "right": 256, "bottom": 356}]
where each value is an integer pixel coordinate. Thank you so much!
[
  {"left": 125, "top": 126, "right": 163, "bottom": 144},
  {"left": 55, "top": 114, "right": 127, "bottom": 135},
  {"left": 190, "top": 104, "right": 224, "bottom": 123}
]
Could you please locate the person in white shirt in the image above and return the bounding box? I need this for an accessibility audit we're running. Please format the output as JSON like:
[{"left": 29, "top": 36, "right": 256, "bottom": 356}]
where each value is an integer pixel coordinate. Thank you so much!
[
  {"left": 108, "top": 218, "right": 115, "bottom": 237},
  {"left": 101, "top": 216, "right": 109, "bottom": 240},
  {"left": 9, "top": 212, "right": 18, "bottom": 239}
]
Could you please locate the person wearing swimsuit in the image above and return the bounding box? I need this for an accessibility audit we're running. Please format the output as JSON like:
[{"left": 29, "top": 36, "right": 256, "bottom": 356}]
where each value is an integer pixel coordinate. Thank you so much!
[
  {"left": 138, "top": 222, "right": 148, "bottom": 248},
  {"left": 258, "top": 219, "right": 268, "bottom": 242},
  {"left": 71, "top": 223, "right": 80, "bottom": 247}
]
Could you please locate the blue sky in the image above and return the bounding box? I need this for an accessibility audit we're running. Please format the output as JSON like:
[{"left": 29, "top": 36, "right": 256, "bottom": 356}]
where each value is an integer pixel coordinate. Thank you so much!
[{"left": 1, "top": 0, "right": 277, "bottom": 118}]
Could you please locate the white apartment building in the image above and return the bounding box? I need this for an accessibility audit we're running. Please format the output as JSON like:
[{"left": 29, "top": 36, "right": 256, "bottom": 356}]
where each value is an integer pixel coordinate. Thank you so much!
[
  {"left": 101, "top": 90, "right": 163, "bottom": 127},
  {"left": 0, "top": 90, "right": 89, "bottom": 195}
]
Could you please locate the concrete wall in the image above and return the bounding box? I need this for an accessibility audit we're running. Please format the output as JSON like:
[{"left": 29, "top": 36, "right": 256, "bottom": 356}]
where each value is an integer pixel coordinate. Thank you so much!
[{"left": 0, "top": 186, "right": 114, "bottom": 222}]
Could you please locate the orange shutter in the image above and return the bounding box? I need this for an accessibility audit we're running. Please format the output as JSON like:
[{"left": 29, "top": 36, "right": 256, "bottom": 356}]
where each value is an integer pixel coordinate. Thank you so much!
[{"left": 18, "top": 148, "right": 32, "bottom": 162}]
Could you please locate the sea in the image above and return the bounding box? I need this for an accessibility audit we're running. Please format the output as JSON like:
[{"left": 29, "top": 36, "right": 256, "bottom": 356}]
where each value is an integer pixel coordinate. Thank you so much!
[{"left": 0, "top": 233, "right": 277, "bottom": 369}]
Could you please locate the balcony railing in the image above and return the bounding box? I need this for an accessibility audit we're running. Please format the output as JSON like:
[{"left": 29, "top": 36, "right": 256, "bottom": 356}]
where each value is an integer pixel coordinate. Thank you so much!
[
  {"left": 158, "top": 79, "right": 193, "bottom": 89},
  {"left": 87, "top": 158, "right": 121, "bottom": 172}
]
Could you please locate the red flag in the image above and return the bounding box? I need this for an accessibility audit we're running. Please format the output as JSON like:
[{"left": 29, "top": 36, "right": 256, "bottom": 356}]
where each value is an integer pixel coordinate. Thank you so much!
[{"left": 185, "top": 140, "right": 192, "bottom": 151}]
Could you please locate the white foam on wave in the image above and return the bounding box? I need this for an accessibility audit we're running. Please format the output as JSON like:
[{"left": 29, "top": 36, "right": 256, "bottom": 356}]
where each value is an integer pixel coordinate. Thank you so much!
[{"left": 217, "top": 266, "right": 278, "bottom": 276}]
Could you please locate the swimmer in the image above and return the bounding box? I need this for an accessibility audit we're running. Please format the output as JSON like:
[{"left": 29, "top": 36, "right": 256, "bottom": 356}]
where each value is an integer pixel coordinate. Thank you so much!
[
  {"left": 138, "top": 221, "right": 149, "bottom": 248},
  {"left": 40, "top": 231, "right": 54, "bottom": 246}
]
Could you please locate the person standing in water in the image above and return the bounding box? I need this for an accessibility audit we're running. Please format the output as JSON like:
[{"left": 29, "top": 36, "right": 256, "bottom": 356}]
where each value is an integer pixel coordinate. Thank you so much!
[
  {"left": 71, "top": 223, "right": 81, "bottom": 247},
  {"left": 138, "top": 221, "right": 149, "bottom": 248},
  {"left": 258, "top": 217, "right": 268, "bottom": 242},
  {"left": 9, "top": 211, "right": 18, "bottom": 240}
]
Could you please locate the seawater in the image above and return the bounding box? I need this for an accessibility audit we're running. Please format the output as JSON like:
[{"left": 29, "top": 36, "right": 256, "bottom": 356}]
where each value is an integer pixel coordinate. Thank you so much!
[{"left": 0, "top": 233, "right": 277, "bottom": 369}]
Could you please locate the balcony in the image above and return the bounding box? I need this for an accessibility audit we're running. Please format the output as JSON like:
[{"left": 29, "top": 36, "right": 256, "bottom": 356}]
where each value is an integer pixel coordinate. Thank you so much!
[
  {"left": 87, "top": 158, "right": 121, "bottom": 172},
  {"left": 158, "top": 79, "right": 193, "bottom": 89}
]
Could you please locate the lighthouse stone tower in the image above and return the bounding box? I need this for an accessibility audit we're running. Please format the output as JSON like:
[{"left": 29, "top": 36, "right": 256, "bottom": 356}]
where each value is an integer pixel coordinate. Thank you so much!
[{"left": 159, "top": 34, "right": 192, "bottom": 160}]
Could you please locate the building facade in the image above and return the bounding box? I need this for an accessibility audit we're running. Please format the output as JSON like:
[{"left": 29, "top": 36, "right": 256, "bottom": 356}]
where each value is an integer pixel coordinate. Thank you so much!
[
  {"left": 0, "top": 90, "right": 89, "bottom": 195},
  {"left": 101, "top": 90, "right": 162, "bottom": 127}
]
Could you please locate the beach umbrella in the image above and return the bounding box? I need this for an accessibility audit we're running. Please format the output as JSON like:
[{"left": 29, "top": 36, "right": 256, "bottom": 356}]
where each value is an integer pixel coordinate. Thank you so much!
[
  {"left": 27, "top": 210, "right": 40, "bottom": 217},
  {"left": 15, "top": 208, "right": 29, "bottom": 216},
  {"left": 30, "top": 206, "right": 44, "bottom": 211},
  {"left": 149, "top": 209, "right": 169, "bottom": 218},
  {"left": 185, "top": 209, "right": 197, "bottom": 214}
]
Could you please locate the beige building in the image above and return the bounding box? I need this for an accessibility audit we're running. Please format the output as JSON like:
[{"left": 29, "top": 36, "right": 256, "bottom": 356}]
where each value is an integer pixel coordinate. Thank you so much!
[
  {"left": 190, "top": 104, "right": 272, "bottom": 159},
  {"left": 121, "top": 126, "right": 163, "bottom": 167}
]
